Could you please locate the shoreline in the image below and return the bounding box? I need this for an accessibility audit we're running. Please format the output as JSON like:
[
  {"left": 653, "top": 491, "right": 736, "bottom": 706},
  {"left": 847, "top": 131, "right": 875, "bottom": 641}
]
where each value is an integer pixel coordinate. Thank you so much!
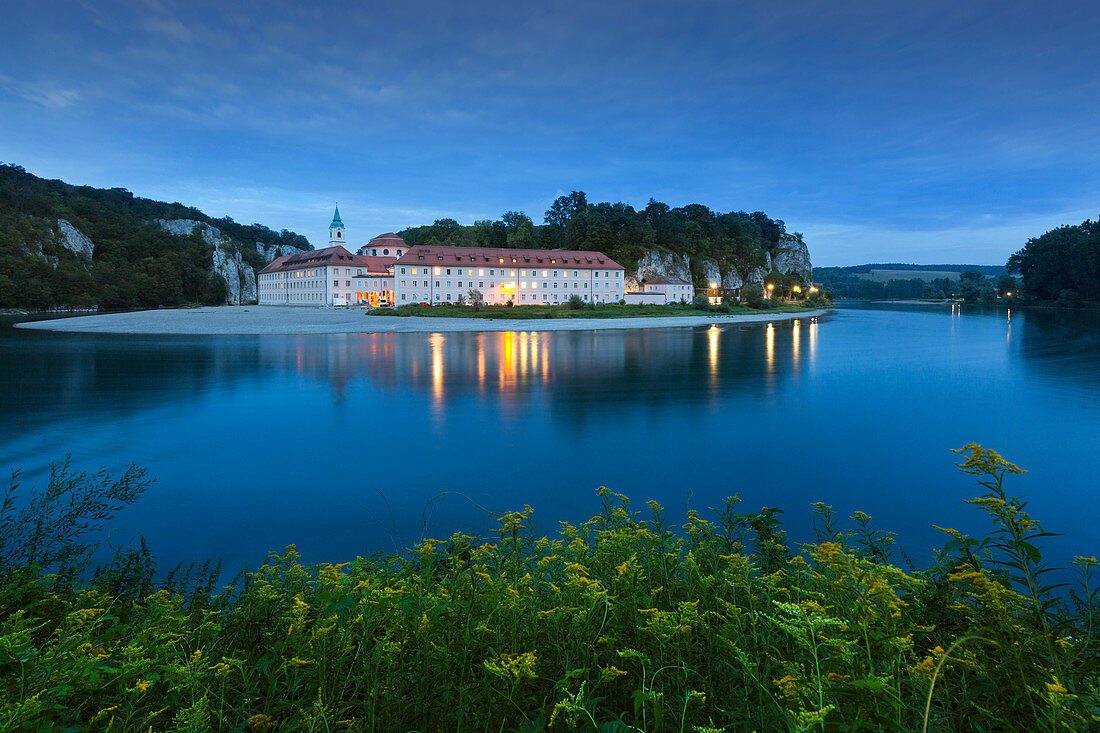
[{"left": 14, "top": 305, "right": 828, "bottom": 335}]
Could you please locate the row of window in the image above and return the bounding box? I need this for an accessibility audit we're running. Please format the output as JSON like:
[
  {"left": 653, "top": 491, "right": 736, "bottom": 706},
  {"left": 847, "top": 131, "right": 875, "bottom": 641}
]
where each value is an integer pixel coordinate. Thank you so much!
[
  {"left": 400, "top": 267, "right": 620, "bottom": 278},
  {"left": 399, "top": 292, "right": 609, "bottom": 303}
]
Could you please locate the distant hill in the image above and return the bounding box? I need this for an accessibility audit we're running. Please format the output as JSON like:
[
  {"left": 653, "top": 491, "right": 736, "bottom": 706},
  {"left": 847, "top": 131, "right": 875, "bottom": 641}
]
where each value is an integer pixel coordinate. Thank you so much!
[
  {"left": 0, "top": 164, "right": 310, "bottom": 310},
  {"left": 815, "top": 263, "right": 1006, "bottom": 299}
]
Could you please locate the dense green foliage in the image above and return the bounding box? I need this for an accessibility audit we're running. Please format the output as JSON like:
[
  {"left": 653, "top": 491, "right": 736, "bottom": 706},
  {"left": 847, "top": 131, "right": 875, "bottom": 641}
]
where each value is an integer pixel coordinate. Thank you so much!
[
  {"left": 0, "top": 165, "right": 308, "bottom": 310},
  {"left": 1007, "top": 218, "right": 1100, "bottom": 303},
  {"left": 2, "top": 446, "right": 1098, "bottom": 731},
  {"left": 399, "top": 191, "right": 801, "bottom": 286}
]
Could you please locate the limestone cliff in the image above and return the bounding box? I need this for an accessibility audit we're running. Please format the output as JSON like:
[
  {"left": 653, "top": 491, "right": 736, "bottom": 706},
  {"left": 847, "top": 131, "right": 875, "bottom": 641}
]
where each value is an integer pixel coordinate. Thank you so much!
[
  {"left": 256, "top": 242, "right": 302, "bottom": 264},
  {"left": 625, "top": 234, "right": 811, "bottom": 294},
  {"left": 154, "top": 219, "right": 257, "bottom": 305},
  {"left": 57, "top": 220, "right": 95, "bottom": 260},
  {"left": 771, "top": 233, "right": 813, "bottom": 282}
]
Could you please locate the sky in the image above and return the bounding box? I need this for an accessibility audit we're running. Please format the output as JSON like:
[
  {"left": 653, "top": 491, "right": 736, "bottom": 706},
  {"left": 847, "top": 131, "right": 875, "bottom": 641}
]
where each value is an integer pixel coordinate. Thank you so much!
[{"left": 2, "top": 0, "right": 1098, "bottom": 266}]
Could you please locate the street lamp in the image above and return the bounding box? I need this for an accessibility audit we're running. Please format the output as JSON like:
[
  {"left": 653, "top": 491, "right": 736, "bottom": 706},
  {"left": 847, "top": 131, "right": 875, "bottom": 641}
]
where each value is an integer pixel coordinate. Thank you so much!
[{"left": 766, "top": 283, "right": 775, "bottom": 298}]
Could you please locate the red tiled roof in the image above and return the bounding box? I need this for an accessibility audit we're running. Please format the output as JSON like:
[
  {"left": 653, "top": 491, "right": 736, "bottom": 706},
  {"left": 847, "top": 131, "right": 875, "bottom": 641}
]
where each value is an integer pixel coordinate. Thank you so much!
[
  {"left": 368, "top": 232, "right": 406, "bottom": 245},
  {"left": 259, "top": 245, "right": 395, "bottom": 275},
  {"left": 394, "top": 245, "right": 624, "bottom": 270}
]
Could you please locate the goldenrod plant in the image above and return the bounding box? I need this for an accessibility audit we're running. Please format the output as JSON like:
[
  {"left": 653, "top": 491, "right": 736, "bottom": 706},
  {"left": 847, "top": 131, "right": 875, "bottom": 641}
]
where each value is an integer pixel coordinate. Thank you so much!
[{"left": 1, "top": 446, "right": 1097, "bottom": 731}]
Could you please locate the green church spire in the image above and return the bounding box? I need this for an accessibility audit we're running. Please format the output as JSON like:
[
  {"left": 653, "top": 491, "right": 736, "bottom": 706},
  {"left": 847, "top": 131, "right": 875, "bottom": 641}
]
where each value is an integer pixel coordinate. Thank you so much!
[{"left": 330, "top": 204, "right": 343, "bottom": 228}]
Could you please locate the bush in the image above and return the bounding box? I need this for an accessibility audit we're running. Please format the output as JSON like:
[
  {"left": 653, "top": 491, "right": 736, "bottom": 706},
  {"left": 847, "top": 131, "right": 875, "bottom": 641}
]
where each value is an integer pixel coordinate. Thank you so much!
[
  {"left": 1058, "top": 289, "right": 1083, "bottom": 308},
  {"left": 566, "top": 294, "right": 584, "bottom": 310},
  {"left": 692, "top": 293, "right": 710, "bottom": 310},
  {"left": 3, "top": 446, "right": 1100, "bottom": 731},
  {"left": 741, "top": 282, "right": 765, "bottom": 308}
]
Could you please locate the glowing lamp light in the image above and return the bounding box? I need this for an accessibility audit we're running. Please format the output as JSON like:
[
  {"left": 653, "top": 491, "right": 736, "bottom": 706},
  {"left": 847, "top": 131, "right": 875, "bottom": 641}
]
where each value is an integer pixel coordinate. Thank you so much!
[
  {"left": 709, "top": 281, "right": 718, "bottom": 289},
  {"left": 766, "top": 283, "right": 775, "bottom": 291},
  {"left": 793, "top": 285, "right": 802, "bottom": 293},
  {"left": 1006, "top": 292, "right": 1012, "bottom": 297},
  {"left": 810, "top": 286, "right": 819, "bottom": 293}
]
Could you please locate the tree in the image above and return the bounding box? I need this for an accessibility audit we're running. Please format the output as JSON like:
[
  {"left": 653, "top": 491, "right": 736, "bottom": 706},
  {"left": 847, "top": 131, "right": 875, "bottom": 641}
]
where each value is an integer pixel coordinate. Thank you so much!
[
  {"left": 959, "top": 272, "right": 995, "bottom": 303},
  {"left": 741, "top": 282, "right": 765, "bottom": 308},
  {"left": 501, "top": 211, "right": 534, "bottom": 249},
  {"left": 466, "top": 288, "right": 484, "bottom": 306},
  {"left": 997, "top": 274, "right": 1018, "bottom": 296}
]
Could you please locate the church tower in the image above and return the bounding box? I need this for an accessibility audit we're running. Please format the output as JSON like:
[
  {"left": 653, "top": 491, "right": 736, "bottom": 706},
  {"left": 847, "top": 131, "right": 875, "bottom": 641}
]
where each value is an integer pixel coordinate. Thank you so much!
[{"left": 329, "top": 204, "right": 345, "bottom": 247}]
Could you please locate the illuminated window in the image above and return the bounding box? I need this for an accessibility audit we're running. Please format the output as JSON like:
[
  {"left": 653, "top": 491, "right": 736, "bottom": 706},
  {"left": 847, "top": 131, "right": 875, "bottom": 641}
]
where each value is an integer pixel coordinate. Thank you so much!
[
  {"left": 478, "top": 269, "right": 484, "bottom": 276},
  {"left": 542, "top": 270, "right": 547, "bottom": 277}
]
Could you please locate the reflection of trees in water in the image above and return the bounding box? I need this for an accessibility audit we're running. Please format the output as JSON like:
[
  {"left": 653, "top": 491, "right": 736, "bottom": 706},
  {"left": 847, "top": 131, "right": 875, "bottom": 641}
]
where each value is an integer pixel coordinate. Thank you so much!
[
  {"left": 0, "top": 331, "right": 266, "bottom": 433},
  {"left": 1015, "top": 308, "right": 1100, "bottom": 393}
]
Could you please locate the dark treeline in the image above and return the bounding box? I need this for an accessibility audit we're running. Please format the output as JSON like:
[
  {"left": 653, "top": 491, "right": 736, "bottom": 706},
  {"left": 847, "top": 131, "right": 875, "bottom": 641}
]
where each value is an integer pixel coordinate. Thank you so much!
[
  {"left": 1008, "top": 217, "right": 1100, "bottom": 304},
  {"left": 399, "top": 190, "right": 799, "bottom": 285},
  {"left": 0, "top": 164, "right": 309, "bottom": 310}
]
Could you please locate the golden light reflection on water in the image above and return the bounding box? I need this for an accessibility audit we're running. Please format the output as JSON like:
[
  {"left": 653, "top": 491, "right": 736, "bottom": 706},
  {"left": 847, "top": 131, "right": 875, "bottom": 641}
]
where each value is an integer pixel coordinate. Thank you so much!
[
  {"left": 765, "top": 322, "right": 775, "bottom": 372},
  {"left": 429, "top": 332, "right": 444, "bottom": 406},
  {"left": 809, "top": 317, "right": 818, "bottom": 365},
  {"left": 708, "top": 324, "right": 719, "bottom": 380},
  {"left": 792, "top": 319, "right": 800, "bottom": 366}
]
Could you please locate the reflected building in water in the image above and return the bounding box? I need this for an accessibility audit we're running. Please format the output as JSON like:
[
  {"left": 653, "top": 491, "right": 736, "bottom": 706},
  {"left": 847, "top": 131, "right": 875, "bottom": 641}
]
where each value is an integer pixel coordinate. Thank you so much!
[{"left": 253, "top": 318, "right": 820, "bottom": 419}]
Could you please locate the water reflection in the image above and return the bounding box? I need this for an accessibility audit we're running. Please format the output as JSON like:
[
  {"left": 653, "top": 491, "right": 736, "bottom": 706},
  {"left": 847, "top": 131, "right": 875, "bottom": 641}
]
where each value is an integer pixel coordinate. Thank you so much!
[{"left": 4, "top": 305, "right": 1099, "bottom": 570}]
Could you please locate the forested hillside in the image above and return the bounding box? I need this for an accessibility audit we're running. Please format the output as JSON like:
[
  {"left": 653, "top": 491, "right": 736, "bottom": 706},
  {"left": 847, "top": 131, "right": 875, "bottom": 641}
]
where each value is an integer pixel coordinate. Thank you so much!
[
  {"left": 0, "top": 165, "right": 309, "bottom": 310},
  {"left": 1008, "top": 217, "right": 1100, "bottom": 303},
  {"left": 815, "top": 263, "right": 1003, "bottom": 300},
  {"left": 399, "top": 191, "right": 810, "bottom": 289}
]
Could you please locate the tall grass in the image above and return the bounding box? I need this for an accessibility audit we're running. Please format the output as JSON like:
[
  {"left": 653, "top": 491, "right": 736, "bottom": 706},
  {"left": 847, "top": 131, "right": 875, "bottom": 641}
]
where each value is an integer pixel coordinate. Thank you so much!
[{"left": 1, "top": 445, "right": 1098, "bottom": 731}]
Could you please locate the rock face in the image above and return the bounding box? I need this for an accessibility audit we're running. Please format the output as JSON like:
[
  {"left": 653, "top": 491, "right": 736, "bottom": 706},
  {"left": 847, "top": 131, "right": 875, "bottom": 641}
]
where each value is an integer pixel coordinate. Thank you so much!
[
  {"left": 628, "top": 251, "right": 693, "bottom": 290},
  {"left": 57, "top": 220, "right": 94, "bottom": 260},
  {"left": 627, "top": 249, "right": 773, "bottom": 293},
  {"left": 772, "top": 233, "right": 812, "bottom": 282},
  {"left": 153, "top": 219, "right": 257, "bottom": 305},
  {"left": 256, "top": 242, "right": 302, "bottom": 264}
]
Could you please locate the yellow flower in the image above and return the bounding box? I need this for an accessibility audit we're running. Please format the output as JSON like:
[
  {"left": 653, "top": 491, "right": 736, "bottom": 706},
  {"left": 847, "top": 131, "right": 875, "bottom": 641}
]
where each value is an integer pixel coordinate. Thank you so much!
[
  {"left": 289, "top": 657, "right": 313, "bottom": 667},
  {"left": 131, "top": 679, "right": 153, "bottom": 693},
  {"left": 248, "top": 713, "right": 277, "bottom": 729},
  {"left": 483, "top": 651, "right": 538, "bottom": 682}
]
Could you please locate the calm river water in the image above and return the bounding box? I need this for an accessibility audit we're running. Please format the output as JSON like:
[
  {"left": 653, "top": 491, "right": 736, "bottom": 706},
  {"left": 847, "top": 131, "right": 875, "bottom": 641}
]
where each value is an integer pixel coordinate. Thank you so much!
[{"left": 2, "top": 303, "right": 1098, "bottom": 570}]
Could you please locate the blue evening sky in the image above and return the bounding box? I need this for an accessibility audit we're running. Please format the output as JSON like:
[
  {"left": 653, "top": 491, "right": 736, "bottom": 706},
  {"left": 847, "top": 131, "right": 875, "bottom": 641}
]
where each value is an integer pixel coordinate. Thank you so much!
[{"left": 2, "top": 0, "right": 1097, "bottom": 265}]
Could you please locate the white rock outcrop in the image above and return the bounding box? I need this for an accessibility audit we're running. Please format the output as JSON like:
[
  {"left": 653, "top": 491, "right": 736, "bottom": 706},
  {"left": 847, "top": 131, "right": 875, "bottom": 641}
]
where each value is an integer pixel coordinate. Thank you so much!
[
  {"left": 256, "top": 241, "right": 302, "bottom": 264},
  {"left": 628, "top": 250, "right": 693, "bottom": 290},
  {"left": 154, "top": 219, "right": 257, "bottom": 305},
  {"left": 57, "top": 220, "right": 94, "bottom": 260},
  {"left": 771, "top": 233, "right": 813, "bottom": 282}
]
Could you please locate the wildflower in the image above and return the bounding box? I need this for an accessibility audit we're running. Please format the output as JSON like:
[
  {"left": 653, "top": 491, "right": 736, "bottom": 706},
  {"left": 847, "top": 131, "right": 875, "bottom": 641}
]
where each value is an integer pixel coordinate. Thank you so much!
[
  {"left": 248, "top": 713, "right": 277, "bottom": 729},
  {"left": 130, "top": 680, "right": 153, "bottom": 693},
  {"left": 599, "top": 665, "right": 628, "bottom": 681},
  {"left": 774, "top": 675, "right": 798, "bottom": 698},
  {"left": 483, "top": 651, "right": 538, "bottom": 682}
]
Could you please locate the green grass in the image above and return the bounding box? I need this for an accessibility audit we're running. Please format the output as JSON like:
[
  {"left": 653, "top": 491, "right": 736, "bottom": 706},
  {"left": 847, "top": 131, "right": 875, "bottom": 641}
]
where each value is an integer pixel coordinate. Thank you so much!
[
  {"left": 2, "top": 445, "right": 1099, "bottom": 731},
  {"left": 369, "top": 302, "right": 823, "bottom": 319}
]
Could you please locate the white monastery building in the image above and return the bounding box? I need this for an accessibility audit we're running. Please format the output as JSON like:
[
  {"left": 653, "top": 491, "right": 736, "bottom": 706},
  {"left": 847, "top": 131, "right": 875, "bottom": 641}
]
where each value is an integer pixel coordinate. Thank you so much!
[
  {"left": 258, "top": 206, "right": 401, "bottom": 306},
  {"left": 637, "top": 275, "right": 693, "bottom": 303},
  {"left": 393, "top": 246, "right": 625, "bottom": 305}
]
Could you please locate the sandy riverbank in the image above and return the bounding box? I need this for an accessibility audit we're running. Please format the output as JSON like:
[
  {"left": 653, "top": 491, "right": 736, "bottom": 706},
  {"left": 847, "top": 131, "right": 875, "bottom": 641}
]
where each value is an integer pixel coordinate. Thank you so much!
[{"left": 14, "top": 306, "right": 828, "bottom": 335}]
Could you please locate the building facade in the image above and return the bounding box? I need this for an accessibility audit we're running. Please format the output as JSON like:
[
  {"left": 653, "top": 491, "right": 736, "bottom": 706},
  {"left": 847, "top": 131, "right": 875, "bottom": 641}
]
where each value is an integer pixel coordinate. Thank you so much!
[
  {"left": 258, "top": 207, "right": 397, "bottom": 306},
  {"left": 392, "top": 246, "right": 625, "bottom": 305},
  {"left": 359, "top": 232, "right": 407, "bottom": 258},
  {"left": 639, "top": 276, "right": 693, "bottom": 303}
]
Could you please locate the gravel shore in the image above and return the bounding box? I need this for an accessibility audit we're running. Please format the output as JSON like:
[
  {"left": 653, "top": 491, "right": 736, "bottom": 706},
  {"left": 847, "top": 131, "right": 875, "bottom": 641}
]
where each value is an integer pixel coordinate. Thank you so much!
[{"left": 15, "top": 306, "right": 828, "bottom": 335}]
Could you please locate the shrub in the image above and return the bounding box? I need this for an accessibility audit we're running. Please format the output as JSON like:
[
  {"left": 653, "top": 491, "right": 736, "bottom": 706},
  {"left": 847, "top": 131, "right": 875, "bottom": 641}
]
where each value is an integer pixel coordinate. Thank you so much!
[
  {"left": 566, "top": 294, "right": 584, "bottom": 310},
  {"left": 1058, "top": 289, "right": 1083, "bottom": 308},
  {"left": 692, "top": 293, "right": 710, "bottom": 310},
  {"left": 741, "top": 282, "right": 765, "bottom": 308}
]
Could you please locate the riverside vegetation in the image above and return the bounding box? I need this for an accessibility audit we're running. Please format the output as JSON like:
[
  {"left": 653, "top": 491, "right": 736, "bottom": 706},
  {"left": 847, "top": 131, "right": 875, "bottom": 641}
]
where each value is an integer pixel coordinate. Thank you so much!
[{"left": 1, "top": 446, "right": 1098, "bottom": 731}]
